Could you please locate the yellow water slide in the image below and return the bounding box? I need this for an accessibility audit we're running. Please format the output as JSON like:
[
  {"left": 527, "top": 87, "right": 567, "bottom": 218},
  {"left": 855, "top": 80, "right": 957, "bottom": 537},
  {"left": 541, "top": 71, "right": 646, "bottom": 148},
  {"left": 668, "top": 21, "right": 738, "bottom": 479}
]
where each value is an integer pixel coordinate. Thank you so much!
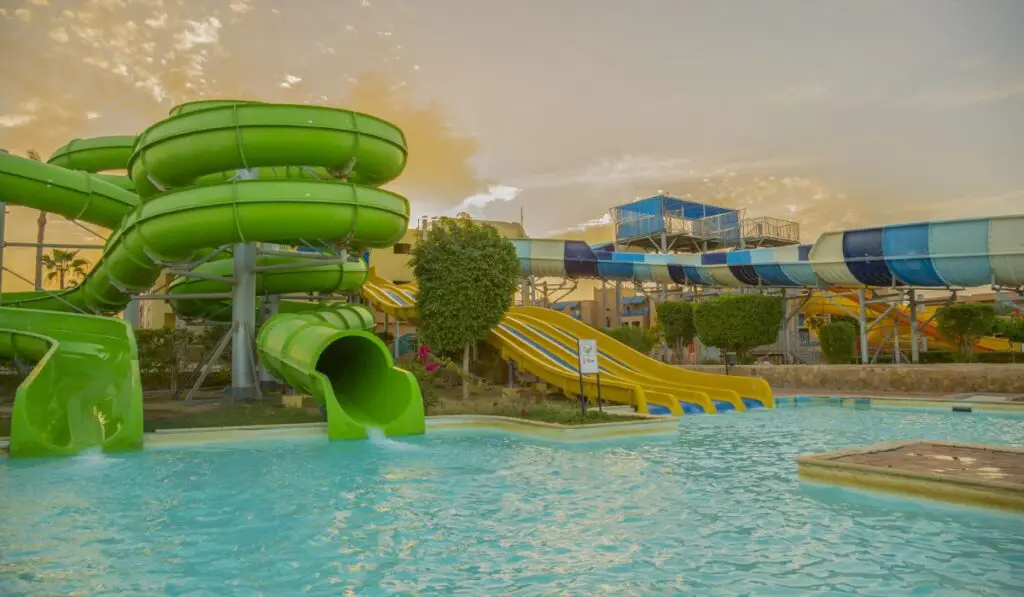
[
  {"left": 801, "top": 293, "right": 1023, "bottom": 354},
  {"left": 361, "top": 270, "right": 775, "bottom": 415}
]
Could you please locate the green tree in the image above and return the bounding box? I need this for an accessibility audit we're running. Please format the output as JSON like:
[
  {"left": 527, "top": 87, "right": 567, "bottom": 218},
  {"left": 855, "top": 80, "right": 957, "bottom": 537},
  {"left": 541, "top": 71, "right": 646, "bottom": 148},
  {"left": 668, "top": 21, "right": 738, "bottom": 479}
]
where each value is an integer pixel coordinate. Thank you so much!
[
  {"left": 694, "top": 294, "right": 784, "bottom": 361},
  {"left": 993, "top": 316, "right": 1024, "bottom": 343},
  {"left": 818, "top": 320, "right": 857, "bottom": 364},
  {"left": 410, "top": 217, "right": 519, "bottom": 399},
  {"left": 656, "top": 301, "right": 695, "bottom": 363},
  {"left": 41, "top": 248, "right": 90, "bottom": 289},
  {"left": 936, "top": 304, "right": 996, "bottom": 361},
  {"left": 604, "top": 326, "right": 660, "bottom": 354}
]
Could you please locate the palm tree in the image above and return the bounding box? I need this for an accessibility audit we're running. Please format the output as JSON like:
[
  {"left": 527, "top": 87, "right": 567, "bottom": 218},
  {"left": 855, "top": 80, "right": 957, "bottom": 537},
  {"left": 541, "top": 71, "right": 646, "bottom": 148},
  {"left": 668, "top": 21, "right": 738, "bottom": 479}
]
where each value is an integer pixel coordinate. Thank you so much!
[{"left": 41, "top": 249, "right": 90, "bottom": 289}]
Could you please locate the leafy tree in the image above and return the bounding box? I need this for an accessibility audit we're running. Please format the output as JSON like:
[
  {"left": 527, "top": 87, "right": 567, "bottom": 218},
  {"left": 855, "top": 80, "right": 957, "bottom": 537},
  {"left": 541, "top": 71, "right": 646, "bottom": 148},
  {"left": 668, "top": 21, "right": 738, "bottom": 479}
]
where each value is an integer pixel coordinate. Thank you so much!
[
  {"left": 604, "top": 325, "right": 660, "bottom": 355},
  {"left": 410, "top": 217, "right": 519, "bottom": 399},
  {"left": 41, "top": 248, "right": 90, "bottom": 289},
  {"left": 936, "top": 304, "right": 996, "bottom": 361},
  {"left": 136, "top": 328, "right": 194, "bottom": 390},
  {"left": 818, "top": 320, "right": 857, "bottom": 364},
  {"left": 656, "top": 301, "right": 695, "bottom": 363},
  {"left": 694, "top": 294, "right": 784, "bottom": 360},
  {"left": 993, "top": 316, "right": 1024, "bottom": 343}
]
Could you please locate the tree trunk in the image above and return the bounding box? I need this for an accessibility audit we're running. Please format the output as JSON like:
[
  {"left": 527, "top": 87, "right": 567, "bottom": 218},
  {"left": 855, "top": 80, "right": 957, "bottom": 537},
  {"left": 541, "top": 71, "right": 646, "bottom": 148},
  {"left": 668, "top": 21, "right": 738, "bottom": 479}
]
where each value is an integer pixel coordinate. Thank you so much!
[
  {"left": 59, "top": 270, "right": 65, "bottom": 290},
  {"left": 34, "top": 212, "right": 46, "bottom": 290},
  {"left": 462, "top": 341, "right": 471, "bottom": 401}
]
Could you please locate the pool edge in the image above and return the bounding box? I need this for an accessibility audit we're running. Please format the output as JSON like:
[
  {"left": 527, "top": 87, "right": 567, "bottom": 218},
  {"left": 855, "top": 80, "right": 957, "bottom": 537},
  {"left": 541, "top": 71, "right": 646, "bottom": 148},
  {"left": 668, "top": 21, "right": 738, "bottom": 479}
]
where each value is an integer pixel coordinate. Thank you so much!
[{"left": 796, "top": 440, "right": 1024, "bottom": 514}]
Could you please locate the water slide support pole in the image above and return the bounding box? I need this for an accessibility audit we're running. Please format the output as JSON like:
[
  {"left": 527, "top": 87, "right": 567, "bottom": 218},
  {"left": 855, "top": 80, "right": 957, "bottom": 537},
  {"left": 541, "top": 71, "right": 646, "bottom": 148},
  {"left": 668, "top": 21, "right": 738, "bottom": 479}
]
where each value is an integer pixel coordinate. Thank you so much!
[
  {"left": 231, "top": 241, "right": 258, "bottom": 399},
  {"left": 614, "top": 281, "right": 622, "bottom": 328},
  {"left": 394, "top": 317, "right": 400, "bottom": 360},
  {"left": 781, "top": 289, "right": 792, "bottom": 364},
  {"left": 123, "top": 300, "right": 140, "bottom": 328},
  {"left": 908, "top": 289, "right": 920, "bottom": 364},
  {"left": 857, "top": 288, "right": 869, "bottom": 364},
  {"left": 0, "top": 200, "right": 5, "bottom": 295}
]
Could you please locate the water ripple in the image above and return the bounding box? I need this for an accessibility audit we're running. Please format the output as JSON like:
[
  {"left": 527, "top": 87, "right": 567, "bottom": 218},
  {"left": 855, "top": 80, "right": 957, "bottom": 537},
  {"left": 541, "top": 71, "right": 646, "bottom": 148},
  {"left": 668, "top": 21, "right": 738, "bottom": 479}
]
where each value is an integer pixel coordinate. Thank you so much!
[{"left": 1, "top": 407, "right": 1023, "bottom": 595}]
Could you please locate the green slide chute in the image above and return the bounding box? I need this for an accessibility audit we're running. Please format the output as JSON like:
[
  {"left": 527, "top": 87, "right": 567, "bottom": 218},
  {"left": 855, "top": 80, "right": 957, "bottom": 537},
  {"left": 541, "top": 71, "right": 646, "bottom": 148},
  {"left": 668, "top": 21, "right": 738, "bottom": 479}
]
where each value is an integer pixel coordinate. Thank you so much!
[{"left": 0, "top": 100, "right": 426, "bottom": 457}]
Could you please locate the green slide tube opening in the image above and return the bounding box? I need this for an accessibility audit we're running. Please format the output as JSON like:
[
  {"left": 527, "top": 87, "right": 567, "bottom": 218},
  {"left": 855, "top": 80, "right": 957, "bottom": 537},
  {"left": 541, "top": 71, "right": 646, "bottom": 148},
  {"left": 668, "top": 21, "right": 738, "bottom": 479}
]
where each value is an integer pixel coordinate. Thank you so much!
[
  {"left": 315, "top": 332, "right": 414, "bottom": 426},
  {"left": 256, "top": 308, "right": 424, "bottom": 440}
]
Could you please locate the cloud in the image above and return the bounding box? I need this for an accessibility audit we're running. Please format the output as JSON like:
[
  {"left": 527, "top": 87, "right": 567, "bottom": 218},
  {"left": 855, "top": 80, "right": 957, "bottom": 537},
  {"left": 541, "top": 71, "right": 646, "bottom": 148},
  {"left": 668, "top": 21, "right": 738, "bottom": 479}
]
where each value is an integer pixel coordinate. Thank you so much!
[
  {"left": 229, "top": 0, "right": 254, "bottom": 13},
  {"left": 765, "top": 84, "right": 829, "bottom": 103},
  {"left": 0, "top": 99, "right": 42, "bottom": 129},
  {"left": 549, "top": 213, "right": 612, "bottom": 236},
  {"left": 14, "top": 8, "right": 32, "bottom": 23},
  {"left": 909, "top": 82, "right": 1024, "bottom": 107},
  {"left": 174, "top": 17, "right": 221, "bottom": 51},
  {"left": 279, "top": 74, "right": 302, "bottom": 89},
  {"left": 448, "top": 184, "right": 521, "bottom": 215},
  {"left": 48, "top": 26, "right": 70, "bottom": 42}
]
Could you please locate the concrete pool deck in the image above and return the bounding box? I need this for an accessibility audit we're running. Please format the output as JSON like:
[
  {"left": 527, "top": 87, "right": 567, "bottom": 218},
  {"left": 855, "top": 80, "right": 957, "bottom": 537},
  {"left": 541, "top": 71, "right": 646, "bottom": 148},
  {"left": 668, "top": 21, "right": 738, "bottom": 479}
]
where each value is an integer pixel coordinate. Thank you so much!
[{"left": 797, "top": 440, "right": 1024, "bottom": 513}]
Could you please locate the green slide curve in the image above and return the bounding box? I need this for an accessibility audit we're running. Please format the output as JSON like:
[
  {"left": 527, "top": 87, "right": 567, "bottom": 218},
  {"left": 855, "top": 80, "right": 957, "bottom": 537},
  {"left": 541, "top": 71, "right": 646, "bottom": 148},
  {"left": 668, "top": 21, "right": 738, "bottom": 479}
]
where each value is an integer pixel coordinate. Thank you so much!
[
  {"left": 0, "top": 100, "right": 426, "bottom": 457},
  {"left": 257, "top": 305, "right": 424, "bottom": 440}
]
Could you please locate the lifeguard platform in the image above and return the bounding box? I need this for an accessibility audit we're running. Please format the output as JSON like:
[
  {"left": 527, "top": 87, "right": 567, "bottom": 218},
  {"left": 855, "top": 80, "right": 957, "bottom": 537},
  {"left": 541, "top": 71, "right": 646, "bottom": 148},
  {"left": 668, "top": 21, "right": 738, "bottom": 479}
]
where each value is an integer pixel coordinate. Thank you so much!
[{"left": 610, "top": 194, "right": 800, "bottom": 253}]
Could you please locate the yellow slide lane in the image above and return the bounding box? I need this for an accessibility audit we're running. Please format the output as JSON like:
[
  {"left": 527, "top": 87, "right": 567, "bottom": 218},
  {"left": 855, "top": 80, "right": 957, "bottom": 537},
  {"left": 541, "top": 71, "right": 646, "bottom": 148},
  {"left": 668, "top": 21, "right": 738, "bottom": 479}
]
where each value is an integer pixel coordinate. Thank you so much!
[
  {"left": 361, "top": 269, "right": 774, "bottom": 414},
  {"left": 802, "top": 293, "right": 1023, "bottom": 354},
  {"left": 515, "top": 306, "right": 773, "bottom": 409}
]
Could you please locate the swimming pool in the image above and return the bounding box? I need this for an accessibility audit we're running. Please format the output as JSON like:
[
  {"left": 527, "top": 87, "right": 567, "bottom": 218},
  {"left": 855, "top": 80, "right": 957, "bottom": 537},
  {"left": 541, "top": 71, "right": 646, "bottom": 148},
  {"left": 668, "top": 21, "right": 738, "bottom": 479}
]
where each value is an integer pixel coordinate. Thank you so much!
[{"left": 2, "top": 406, "right": 1023, "bottom": 596}]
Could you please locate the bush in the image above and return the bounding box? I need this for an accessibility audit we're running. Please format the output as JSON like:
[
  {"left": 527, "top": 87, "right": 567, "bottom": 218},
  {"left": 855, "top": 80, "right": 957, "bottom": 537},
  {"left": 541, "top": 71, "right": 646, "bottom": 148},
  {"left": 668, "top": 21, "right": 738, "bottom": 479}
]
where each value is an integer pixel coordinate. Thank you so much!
[
  {"left": 136, "top": 328, "right": 194, "bottom": 390},
  {"left": 656, "top": 301, "right": 695, "bottom": 363},
  {"left": 694, "top": 294, "right": 784, "bottom": 359},
  {"left": 993, "top": 316, "right": 1024, "bottom": 342},
  {"left": 410, "top": 216, "right": 519, "bottom": 399},
  {"left": 604, "top": 326, "right": 659, "bottom": 354},
  {"left": 935, "top": 304, "right": 996, "bottom": 361},
  {"left": 818, "top": 321, "right": 857, "bottom": 364}
]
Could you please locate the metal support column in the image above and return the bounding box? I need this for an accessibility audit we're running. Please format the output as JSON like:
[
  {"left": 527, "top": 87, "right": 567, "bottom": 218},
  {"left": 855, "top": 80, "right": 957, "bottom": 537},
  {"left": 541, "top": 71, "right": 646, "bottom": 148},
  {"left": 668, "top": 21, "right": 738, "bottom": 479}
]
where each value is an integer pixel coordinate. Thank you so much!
[
  {"left": 599, "top": 280, "right": 607, "bottom": 327},
  {"left": 231, "top": 242, "right": 258, "bottom": 399},
  {"left": 394, "top": 317, "right": 400, "bottom": 360},
  {"left": 613, "top": 281, "right": 622, "bottom": 327},
  {"left": 34, "top": 212, "right": 45, "bottom": 290},
  {"left": 781, "top": 289, "right": 792, "bottom": 364},
  {"left": 857, "top": 288, "right": 869, "bottom": 364},
  {"left": 258, "top": 292, "right": 280, "bottom": 388},
  {"left": 908, "top": 290, "right": 920, "bottom": 364},
  {"left": 0, "top": 200, "right": 5, "bottom": 295},
  {"left": 123, "top": 299, "right": 141, "bottom": 329}
]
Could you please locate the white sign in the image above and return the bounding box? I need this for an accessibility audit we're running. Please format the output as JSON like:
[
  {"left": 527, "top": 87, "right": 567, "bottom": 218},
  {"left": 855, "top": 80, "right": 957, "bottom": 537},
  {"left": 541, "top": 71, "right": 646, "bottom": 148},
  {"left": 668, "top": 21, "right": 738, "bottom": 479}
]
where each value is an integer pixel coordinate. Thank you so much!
[{"left": 578, "top": 339, "right": 599, "bottom": 374}]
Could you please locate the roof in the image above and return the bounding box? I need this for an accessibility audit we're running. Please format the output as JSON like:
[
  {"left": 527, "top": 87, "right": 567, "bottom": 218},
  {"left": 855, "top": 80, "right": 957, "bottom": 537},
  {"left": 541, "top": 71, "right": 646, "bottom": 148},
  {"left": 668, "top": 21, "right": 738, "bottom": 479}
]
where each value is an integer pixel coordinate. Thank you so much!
[{"left": 613, "top": 195, "right": 735, "bottom": 219}]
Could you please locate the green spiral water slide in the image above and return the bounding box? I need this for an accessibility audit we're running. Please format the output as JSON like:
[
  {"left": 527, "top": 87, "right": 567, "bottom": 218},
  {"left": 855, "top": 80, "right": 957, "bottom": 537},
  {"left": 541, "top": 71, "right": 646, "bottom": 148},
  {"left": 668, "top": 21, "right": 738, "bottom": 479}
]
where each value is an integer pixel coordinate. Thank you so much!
[{"left": 0, "top": 100, "right": 425, "bottom": 458}]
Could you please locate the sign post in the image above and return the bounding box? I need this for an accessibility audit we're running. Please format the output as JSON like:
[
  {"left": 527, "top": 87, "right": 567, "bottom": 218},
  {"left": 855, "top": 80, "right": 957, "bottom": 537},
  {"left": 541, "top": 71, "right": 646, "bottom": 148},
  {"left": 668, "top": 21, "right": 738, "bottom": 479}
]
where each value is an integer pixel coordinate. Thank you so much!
[{"left": 577, "top": 339, "right": 600, "bottom": 416}]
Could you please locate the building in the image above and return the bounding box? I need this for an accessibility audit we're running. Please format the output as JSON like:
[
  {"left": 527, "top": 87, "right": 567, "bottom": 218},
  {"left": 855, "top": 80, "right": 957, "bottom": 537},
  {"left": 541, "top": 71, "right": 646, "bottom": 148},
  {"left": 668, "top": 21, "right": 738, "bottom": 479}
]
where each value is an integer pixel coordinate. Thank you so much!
[{"left": 551, "top": 286, "right": 654, "bottom": 330}]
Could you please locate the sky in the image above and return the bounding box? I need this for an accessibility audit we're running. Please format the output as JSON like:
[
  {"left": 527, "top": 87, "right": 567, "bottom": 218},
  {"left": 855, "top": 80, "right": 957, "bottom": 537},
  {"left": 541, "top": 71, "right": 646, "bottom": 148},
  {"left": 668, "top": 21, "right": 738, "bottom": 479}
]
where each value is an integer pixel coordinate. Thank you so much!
[{"left": 1, "top": 0, "right": 1023, "bottom": 290}]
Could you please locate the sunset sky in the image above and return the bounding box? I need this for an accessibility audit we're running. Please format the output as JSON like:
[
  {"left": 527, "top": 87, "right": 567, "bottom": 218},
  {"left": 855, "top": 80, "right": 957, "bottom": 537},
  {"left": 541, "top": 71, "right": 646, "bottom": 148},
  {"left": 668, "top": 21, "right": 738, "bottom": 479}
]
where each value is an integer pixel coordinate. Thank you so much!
[{"left": 1, "top": 0, "right": 1023, "bottom": 290}]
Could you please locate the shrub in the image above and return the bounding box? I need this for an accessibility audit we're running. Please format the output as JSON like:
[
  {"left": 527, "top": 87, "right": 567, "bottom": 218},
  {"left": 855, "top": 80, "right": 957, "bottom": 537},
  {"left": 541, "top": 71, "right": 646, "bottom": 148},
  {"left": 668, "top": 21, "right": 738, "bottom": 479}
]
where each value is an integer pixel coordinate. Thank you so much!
[
  {"left": 656, "top": 301, "right": 695, "bottom": 363},
  {"left": 818, "top": 321, "right": 857, "bottom": 364},
  {"left": 935, "top": 304, "right": 996, "bottom": 361},
  {"left": 410, "top": 217, "right": 519, "bottom": 399},
  {"left": 694, "top": 294, "right": 784, "bottom": 359},
  {"left": 604, "top": 326, "right": 659, "bottom": 354}
]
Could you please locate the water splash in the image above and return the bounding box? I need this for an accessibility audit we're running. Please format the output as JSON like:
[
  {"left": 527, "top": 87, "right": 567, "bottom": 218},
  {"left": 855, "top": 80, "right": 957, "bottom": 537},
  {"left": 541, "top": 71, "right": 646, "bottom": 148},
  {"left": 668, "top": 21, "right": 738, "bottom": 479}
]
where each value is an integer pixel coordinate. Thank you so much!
[{"left": 366, "top": 427, "right": 419, "bottom": 451}]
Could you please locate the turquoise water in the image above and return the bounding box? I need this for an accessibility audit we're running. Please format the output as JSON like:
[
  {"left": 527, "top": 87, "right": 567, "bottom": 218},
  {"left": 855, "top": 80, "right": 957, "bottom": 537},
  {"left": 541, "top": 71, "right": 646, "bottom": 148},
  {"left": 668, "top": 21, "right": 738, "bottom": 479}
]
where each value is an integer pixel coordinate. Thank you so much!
[{"left": 2, "top": 406, "right": 1024, "bottom": 596}]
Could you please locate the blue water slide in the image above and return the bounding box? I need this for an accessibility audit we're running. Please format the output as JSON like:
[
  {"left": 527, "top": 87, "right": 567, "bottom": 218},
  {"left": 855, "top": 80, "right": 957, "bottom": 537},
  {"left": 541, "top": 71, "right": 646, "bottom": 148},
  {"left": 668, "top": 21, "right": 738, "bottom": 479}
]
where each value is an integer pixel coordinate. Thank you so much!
[{"left": 509, "top": 214, "right": 1024, "bottom": 288}]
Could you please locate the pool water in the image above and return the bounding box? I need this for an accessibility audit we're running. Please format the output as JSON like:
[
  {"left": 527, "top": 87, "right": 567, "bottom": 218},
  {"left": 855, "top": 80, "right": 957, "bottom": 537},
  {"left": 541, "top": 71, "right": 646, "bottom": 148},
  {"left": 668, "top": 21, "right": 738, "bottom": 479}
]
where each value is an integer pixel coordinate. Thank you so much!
[{"left": 2, "top": 407, "right": 1024, "bottom": 596}]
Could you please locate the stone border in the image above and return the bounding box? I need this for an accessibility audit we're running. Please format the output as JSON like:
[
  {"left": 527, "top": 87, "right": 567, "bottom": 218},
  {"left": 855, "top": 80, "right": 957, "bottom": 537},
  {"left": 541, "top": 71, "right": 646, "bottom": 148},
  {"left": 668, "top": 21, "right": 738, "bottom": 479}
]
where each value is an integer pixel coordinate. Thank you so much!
[
  {"left": 796, "top": 439, "right": 1024, "bottom": 513},
  {"left": 136, "top": 415, "right": 680, "bottom": 449},
  {"left": 426, "top": 414, "right": 679, "bottom": 442},
  {"left": 776, "top": 395, "right": 1024, "bottom": 414}
]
